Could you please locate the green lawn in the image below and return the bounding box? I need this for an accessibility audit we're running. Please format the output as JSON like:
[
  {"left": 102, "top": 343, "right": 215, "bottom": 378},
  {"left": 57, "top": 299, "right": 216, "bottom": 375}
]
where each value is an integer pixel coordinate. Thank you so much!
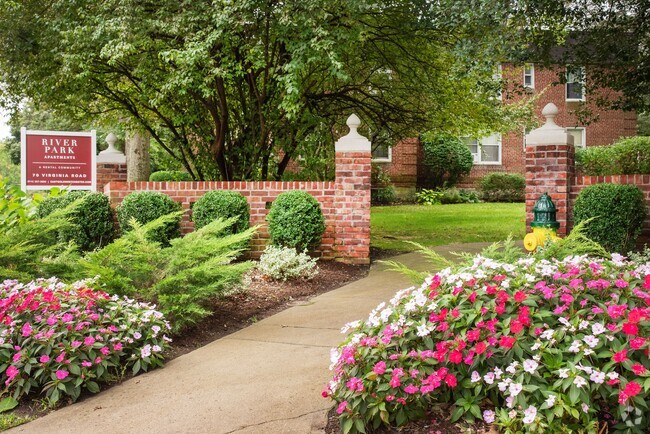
[{"left": 371, "top": 203, "right": 526, "bottom": 251}]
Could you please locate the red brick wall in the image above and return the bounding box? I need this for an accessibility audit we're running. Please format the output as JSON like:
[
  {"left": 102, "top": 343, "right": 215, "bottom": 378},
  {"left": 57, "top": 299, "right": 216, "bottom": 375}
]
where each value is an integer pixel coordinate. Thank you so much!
[
  {"left": 525, "top": 136, "right": 650, "bottom": 246},
  {"left": 97, "top": 163, "right": 127, "bottom": 192},
  {"left": 101, "top": 149, "right": 371, "bottom": 264},
  {"left": 376, "top": 138, "right": 419, "bottom": 188}
]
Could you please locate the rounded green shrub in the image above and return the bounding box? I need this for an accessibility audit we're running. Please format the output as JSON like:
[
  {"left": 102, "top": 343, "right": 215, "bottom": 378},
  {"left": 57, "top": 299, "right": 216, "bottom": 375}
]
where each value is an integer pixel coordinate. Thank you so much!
[
  {"left": 573, "top": 183, "right": 646, "bottom": 252},
  {"left": 266, "top": 191, "right": 325, "bottom": 251},
  {"left": 576, "top": 136, "right": 650, "bottom": 175},
  {"left": 479, "top": 172, "right": 525, "bottom": 202},
  {"left": 192, "top": 190, "right": 250, "bottom": 233},
  {"left": 36, "top": 191, "right": 115, "bottom": 251},
  {"left": 116, "top": 191, "right": 182, "bottom": 245},
  {"left": 149, "top": 170, "right": 193, "bottom": 182},
  {"left": 421, "top": 134, "right": 473, "bottom": 188}
]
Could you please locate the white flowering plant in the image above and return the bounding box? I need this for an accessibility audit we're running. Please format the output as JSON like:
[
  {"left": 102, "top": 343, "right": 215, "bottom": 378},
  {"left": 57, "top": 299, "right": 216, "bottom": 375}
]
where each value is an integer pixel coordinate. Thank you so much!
[
  {"left": 0, "top": 278, "right": 171, "bottom": 406},
  {"left": 257, "top": 245, "right": 318, "bottom": 281},
  {"left": 324, "top": 253, "right": 650, "bottom": 433}
]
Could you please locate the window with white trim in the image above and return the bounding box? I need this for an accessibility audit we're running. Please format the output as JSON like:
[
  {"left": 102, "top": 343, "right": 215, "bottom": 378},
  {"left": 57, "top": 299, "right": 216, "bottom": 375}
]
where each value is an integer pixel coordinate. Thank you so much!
[
  {"left": 567, "top": 127, "right": 586, "bottom": 149},
  {"left": 463, "top": 134, "right": 501, "bottom": 164},
  {"left": 371, "top": 143, "right": 392, "bottom": 162},
  {"left": 566, "top": 66, "right": 585, "bottom": 101},
  {"left": 524, "top": 63, "right": 534, "bottom": 89}
]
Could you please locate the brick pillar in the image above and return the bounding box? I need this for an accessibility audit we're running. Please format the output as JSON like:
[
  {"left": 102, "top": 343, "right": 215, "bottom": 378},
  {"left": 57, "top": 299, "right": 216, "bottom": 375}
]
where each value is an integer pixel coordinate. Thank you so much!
[
  {"left": 96, "top": 133, "right": 128, "bottom": 193},
  {"left": 525, "top": 103, "right": 575, "bottom": 236},
  {"left": 334, "top": 114, "right": 372, "bottom": 264}
]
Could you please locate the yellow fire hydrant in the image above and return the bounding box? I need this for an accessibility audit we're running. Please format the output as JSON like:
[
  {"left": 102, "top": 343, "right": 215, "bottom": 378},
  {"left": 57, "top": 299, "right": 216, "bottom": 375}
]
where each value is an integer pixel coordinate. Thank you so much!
[{"left": 524, "top": 193, "right": 560, "bottom": 252}]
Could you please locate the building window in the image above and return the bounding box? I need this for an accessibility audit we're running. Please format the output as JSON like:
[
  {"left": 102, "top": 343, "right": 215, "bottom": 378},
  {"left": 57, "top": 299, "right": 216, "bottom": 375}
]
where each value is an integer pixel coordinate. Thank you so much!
[
  {"left": 567, "top": 127, "right": 586, "bottom": 148},
  {"left": 566, "top": 66, "right": 585, "bottom": 101},
  {"left": 371, "top": 143, "right": 391, "bottom": 162},
  {"left": 463, "top": 134, "right": 501, "bottom": 164},
  {"left": 524, "top": 63, "right": 534, "bottom": 89}
]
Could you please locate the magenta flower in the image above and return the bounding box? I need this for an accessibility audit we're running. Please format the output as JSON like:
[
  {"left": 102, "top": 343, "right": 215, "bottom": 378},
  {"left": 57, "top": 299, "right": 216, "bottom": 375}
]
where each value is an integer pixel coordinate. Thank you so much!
[
  {"left": 100, "top": 346, "right": 110, "bottom": 355},
  {"left": 21, "top": 322, "right": 32, "bottom": 337},
  {"left": 71, "top": 340, "right": 82, "bottom": 348},
  {"left": 84, "top": 336, "right": 95, "bottom": 346},
  {"left": 5, "top": 365, "right": 19, "bottom": 381},
  {"left": 55, "top": 370, "right": 69, "bottom": 380},
  {"left": 12, "top": 353, "right": 21, "bottom": 363},
  {"left": 39, "top": 355, "right": 50, "bottom": 363}
]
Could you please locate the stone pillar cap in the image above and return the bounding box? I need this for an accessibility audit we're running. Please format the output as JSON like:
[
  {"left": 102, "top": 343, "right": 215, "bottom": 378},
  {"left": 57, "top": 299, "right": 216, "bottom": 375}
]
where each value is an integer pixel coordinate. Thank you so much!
[
  {"left": 97, "top": 132, "right": 127, "bottom": 163},
  {"left": 525, "top": 103, "right": 574, "bottom": 146},
  {"left": 335, "top": 114, "right": 371, "bottom": 152}
]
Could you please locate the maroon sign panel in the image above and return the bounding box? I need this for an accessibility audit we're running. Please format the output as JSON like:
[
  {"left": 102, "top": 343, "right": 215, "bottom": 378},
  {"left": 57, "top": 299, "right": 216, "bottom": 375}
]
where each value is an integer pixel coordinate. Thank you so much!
[{"left": 21, "top": 129, "right": 96, "bottom": 191}]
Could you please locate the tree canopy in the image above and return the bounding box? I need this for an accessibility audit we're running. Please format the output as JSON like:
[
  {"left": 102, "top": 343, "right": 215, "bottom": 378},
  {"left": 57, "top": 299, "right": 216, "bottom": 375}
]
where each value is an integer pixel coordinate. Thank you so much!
[{"left": 0, "top": 0, "right": 526, "bottom": 181}]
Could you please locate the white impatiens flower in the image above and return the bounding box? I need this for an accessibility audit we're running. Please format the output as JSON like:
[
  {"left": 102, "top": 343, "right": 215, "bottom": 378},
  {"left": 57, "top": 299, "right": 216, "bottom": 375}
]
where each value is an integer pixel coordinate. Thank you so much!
[
  {"left": 523, "top": 359, "right": 539, "bottom": 374},
  {"left": 484, "top": 372, "right": 495, "bottom": 384},
  {"left": 558, "top": 369, "right": 570, "bottom": 378},
  {"left": 506, "top": 396, "right": 515, "bottom": 408},
  {"left": 582, "top": 403, "right": 590, "bottom": 413},
  {"left": 574, "top": 375, "right": 588, "bottom": 388},
  {"left": 416, "top": 323, "right": 431, "bottom": 337},
  {"left": 483, "top": 409, "right": 495, "bottom": 423},
  {"left": 380, "top": 308, "right": 393, "bottom": 323},
  {"left": 583, "top": 335, "right": 599, "bottom": 348},
  {"left": 591, "top": 322, "right": 606, "bottom": 335},
  {"left": 498, "top": 381, "right": 509, "bottom": 392},
  {"left": 531, "top": 342, "right": 541, "bottom": 351},
  {"left": 558, "top": 317, "right": 571, "bottom": 327},
  {"left": 607, "top": 371, "right": 619, "bottom": 380},
  {"left": 590, "top": 370, "right": 606, "bottom": 384},
  {"left": 540, "top": 329, "right": 554, "bottom": 340},
  {"left": 579, "top": 320, "right": 589, "bottom": 330},
  {"left": 569, "top": 340, "right": 582, "bottom": 353},
  {"left": 471, "top": 371, "right": 481, "bottom": 383},
  {"left": 506, "top": 361, "right": 519, "bottom": 374},
  {"left": 523, "top": 405, "right": 537, "bottom": 424},
  {"left": 508, "top": 382, "right": 523, "bottom": 397},
  {"left": 545, "top": 395, "right": 556, "bottom": 407},
  {"left": 508, "top": 409, "right": 517, "bottom": 419},
  {"left": 494, "top": 367, "right": 503, "bottom": 379}
]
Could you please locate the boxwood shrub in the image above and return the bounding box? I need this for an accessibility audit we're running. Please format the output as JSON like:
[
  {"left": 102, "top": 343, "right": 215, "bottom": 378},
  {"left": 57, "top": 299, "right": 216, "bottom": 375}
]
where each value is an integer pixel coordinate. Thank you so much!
[
  {"left": 420, "top": 133, "right": 473, "bottom": 188},
  {"left": 479, "top": 172, "right": 525, "bottom": 202},
  {"left": 192, "top": 190, "right": 250, "bottom": 233},
  {"left": 573, "top": 183, "right": 646, "bottom": 252},
  {"left": 149, "top": 170, "right": 193, "bottom": 182},
  {"left": 36, "top": 191, "right": 115, "bottom": 251},
  {"left": 266, "top": 191, "right": 325, "bottom": 251},
  {"left": 576, "top": 136, "right": 650, "bottom": 175},
  {"left": 116, "top": 191, "right": 182, "bottom": 245}
]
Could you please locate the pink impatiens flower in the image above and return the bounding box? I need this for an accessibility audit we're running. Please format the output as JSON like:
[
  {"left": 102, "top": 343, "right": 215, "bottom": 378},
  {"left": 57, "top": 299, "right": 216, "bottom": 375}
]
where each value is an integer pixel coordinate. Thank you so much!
[
  {"left": 5, "top": 365, "right": 19, "bottom": 384},
  {"left": 55, "top": 370, "right": 69, "bottom": 380},
  {"left": 39, "top": 355, "right": 50, "bottom": 363},
  {"left": 21, "top": 322, "right": 32, "bottom": 337},
  {"left": 336, "top": 400, "right": 349, "bottom": 415}
]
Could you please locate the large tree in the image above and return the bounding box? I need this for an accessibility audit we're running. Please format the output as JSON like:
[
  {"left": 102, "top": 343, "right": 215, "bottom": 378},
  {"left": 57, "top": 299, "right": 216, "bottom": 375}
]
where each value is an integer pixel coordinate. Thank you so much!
[{"left": 0, "top": 0, "right": 524, "bottom": 180}]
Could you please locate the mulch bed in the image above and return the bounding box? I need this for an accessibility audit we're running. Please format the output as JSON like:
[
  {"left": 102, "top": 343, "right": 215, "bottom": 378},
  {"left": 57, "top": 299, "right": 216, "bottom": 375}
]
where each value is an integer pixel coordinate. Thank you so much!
[{"left": 165, "top": 259, "right": 369, "bottom": 361}]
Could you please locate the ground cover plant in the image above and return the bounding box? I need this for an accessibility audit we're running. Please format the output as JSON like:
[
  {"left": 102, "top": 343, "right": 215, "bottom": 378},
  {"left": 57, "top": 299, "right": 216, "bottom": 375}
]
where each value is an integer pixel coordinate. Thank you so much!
[
  {"left": 324, "top": 242, "right": 650, "bottom": 433},
  {"left": 371, "top": 203, "right": 525, "bottom": 251},
  {"left": 0, "top": 278, "right": 171, "bottom": 406},
  {"left": 257, "top": 245, "right": 319, "bottom": 281}
]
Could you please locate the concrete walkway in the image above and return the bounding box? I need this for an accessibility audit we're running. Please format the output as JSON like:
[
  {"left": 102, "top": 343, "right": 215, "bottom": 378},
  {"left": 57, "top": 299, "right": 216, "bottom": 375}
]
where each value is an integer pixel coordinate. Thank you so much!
[{"left": 10, "top": 243, "right": 490, "bottom": 434}]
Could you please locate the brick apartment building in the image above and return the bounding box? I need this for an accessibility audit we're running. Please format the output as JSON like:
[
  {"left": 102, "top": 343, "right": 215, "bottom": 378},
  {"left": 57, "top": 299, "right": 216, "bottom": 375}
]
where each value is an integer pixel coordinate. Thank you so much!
[{"left": 373, "top": 63, "right": 637, "bottom": 196}]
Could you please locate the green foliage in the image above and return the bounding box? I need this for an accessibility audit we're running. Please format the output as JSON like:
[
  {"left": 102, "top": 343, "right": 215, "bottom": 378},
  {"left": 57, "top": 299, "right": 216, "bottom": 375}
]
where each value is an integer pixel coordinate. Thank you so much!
[
  {"left": 371, "top": 165, "right": 396, "bottom": 205},
  {"left": 420, "top": 134, "right": 474, "bottom": 188},
  {"left": 36, "top": 191, "right": 115, "bottom": 251},
  {"left": 479, "top": 173, "right": 526, "bottom": 202},
  {"left": 440, "top": 188, "right": 480, "bottom": 204},
  {"left": 267, "top": 191, "right": 325, "bottom": 251},
  {"left": 192, "top": 190, "right": 250, "bottom": 236},
  {"left": 573, "top": 183, "right": 646, "bottom": 253},
  {"left": 0, "top": 142, "right": 20, "bottom": 184},
  {"left": 415, "top": 189, "right": 443, "bottom": 205},
  {"left": 150, "top": 218, "right": 256, "bottom": 332},
  {"left": 116, "top": 191, "right": 182, "bottom": 245},
  {"left": 575, "top": 136, "right": 650, "bottom": 175},
  {"left": 149, "top": 171, "right": 193, "bottom": 182},
  {"left": 0, "top": 206, "right": 79, "bottom": 281},
  {"left": 0, "top": 176, "right": 48, "bottom": 233},
  {"left": 0, "top": 0, "right": 529, "bottom": 181}
]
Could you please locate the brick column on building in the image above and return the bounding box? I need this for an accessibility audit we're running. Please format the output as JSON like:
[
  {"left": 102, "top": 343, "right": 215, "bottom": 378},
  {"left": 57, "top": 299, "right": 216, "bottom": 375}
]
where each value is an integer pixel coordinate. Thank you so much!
[
  {"left": 334, "top": 114, "right": 372, "bottom": 265},
  {"left": 525, "top": 103, "right": 575, "bottom": 236},
  {"left": 96, "top": 132, "right": 128, "bottom": 193}
]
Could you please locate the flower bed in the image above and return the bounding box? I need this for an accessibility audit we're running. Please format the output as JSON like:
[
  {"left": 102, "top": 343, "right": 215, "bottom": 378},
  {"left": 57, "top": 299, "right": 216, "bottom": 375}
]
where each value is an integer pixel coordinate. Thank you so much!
[
  {"left": 324, "top": 254, "right": 650, "bottom": 433},
  {"left": 0, "top": 278, "right": 171, "bottom": 405}
]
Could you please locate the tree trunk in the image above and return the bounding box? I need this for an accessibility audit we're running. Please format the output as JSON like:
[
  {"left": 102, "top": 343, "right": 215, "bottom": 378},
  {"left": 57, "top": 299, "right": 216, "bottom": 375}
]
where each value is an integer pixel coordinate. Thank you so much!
[{"left": 126, "top": 130, "right": 151, "bottom": 182}]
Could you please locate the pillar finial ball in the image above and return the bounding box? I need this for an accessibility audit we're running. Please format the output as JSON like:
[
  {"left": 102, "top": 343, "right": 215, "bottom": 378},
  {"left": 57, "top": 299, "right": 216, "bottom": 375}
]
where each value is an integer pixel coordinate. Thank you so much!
[
  {"left": 106, "top": 132, "right": 118, "bottom": 147},
  {"left": 346, "top": 113, "right": 361, "bottom": 131},
  {"left": 542, "top": 102, "right": 559, "bottom": 118}
]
